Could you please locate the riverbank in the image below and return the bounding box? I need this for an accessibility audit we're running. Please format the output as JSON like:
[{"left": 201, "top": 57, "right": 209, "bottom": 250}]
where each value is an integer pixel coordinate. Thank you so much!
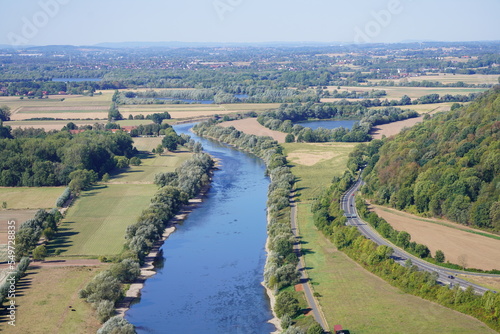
[
  {"left": 115, "top": 180, "right": 212, "bottom": 317},
  {"left": 263, "top": 220, "right": 282, "bottom": 334}
]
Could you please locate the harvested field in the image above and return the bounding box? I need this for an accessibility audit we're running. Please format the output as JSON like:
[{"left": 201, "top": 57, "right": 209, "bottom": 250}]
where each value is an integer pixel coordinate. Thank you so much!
[
  {"left": 11, "top": 112, "right": 107, "bottom": 121},
  {"left": 6, "top": 120, "right": 106, "bottom": 131},
  {"left": 370, "top": 116, "right": 424, "bottom": 139},
  {"left": 371, "top": 205, "right": 500, "bottom": 271},
  {"left": 0, "top": 210, "right": 37, "bottom": 246},
  {"left": 0, "top": 266, "right": 104, "bottom": 333},
  {"left": 367, "top": 74, "right": 500, "bottom": 85},
  {"left": 370, "top": 103, "right": 452, "bottom": 139},
  {"left": 220, "top": 118, "right": 287, "bottom": 143},
  {"left": 0, "top": 187, "right": 64, "bottom": 210},
  {"left": 19, "top": 106, "right": 108, "bottom": 112}
]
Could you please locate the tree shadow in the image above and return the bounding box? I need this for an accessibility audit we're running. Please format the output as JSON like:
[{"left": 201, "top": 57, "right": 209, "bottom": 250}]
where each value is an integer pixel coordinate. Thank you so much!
[
  {"left": 46, "top": 222, "right": 78, "bottom": 253},
  {"left": 300, "top": 248, "right": 315, "bottom": 255},
  {"left": 0, "top": 270, "right": 37, "bottom": 324}
]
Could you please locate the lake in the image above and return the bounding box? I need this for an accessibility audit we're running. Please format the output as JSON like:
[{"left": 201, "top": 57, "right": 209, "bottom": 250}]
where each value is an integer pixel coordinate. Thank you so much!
[{"left": 125, "top": 123, "right": 275, "bottom": 334}]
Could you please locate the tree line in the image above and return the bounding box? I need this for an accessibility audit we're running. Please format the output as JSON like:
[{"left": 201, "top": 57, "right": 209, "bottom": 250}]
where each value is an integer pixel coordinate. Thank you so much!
[{"left": 312, "top": 174, "right": 500, "bottom": 332}]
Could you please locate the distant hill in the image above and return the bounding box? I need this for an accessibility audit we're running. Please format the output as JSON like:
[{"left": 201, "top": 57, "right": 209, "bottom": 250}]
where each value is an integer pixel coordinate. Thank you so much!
[{"left": 362, "top": 86, "right": 500, "bottom": 231}]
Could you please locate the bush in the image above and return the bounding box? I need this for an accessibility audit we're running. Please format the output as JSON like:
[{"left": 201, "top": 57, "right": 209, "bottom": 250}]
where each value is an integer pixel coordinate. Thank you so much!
[
  {"left": 109, "top": 259, "right": 141, "bottom": 283},
  {"left": 32, "top": 245, "right": 47, "bottom": 261},
  {"left": 79, "top": 271, "right": 122, "bottom": 304},
  {"left": 56, "top": 187, "right": 71, "bottom": 207},
  {"left": 307, "top": 322, "right": 324, "bottom": 334},
  {"left": 129, "top": 157, "right": 141, "bottom": 166},
  {"left": 97, "top": 316, "right": 136, "bottom": 334},
  {"left": 95, "top": 299, "right": 115, "bottom": 323}
]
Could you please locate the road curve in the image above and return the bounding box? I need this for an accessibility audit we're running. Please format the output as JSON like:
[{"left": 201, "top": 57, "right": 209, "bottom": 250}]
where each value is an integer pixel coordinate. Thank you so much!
[
  {"left": 290, "top": 196, "right": 330, "bottom": 331},
  {"left": 342, "top": 178, "right": 499, "bottom": 295}
]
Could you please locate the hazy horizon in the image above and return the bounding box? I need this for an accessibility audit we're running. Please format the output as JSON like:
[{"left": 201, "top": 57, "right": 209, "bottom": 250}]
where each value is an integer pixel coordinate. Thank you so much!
[{"left": 1, "top": 0, "right": 499, "bottom": 48}]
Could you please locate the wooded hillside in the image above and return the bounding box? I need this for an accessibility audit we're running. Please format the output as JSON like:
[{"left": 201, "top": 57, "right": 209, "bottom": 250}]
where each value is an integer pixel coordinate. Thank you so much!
[{"left": 359, "top": 87, "right": 500, "bottom": 231}]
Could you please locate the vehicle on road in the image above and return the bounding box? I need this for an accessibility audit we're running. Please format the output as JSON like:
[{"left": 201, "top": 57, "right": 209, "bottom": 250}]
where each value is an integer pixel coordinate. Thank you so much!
[{"left": 334, "top": 324, "right": 351, "bottom": 334}]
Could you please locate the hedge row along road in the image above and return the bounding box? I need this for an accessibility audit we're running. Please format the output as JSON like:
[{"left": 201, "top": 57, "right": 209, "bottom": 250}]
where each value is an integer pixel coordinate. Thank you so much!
[{"left": 342, "top": 177, "right": 500, "bottom": 295}]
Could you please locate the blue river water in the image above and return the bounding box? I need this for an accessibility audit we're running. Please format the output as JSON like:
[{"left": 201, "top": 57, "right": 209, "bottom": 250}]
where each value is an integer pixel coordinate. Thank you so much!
[
  {"left": 125, "top": 123, "right": 275, "bottom": 334},
  {"left": 298, "top": 119, "right": 357, "bottom": 130}
]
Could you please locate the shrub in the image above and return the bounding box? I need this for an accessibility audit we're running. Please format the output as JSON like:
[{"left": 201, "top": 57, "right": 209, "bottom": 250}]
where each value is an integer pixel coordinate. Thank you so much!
[
  {"left": 97, "top": 316, "right": 136, "bottom": 334},
  {"left": 95, "top": 299, "right": 115, "bottom": 323},
  {"left": 56, "top": 187, "right": 71, "bottom": 207}
]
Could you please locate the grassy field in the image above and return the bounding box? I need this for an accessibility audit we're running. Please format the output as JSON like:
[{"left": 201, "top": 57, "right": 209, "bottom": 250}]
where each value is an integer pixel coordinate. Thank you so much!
[
  {"left": 49, "top": 183, "right": 156, "bottom": 256},
  {"left": 108, "top": 151, "right": 192, "bottom": 184},
  {"left": 48, "top": 141, "right": 191, "bottom": 257},
  {"left": 0, "top": 187, "right": 64, "bottom": 210},
  {"left": 286, "top": 142, "right": 496, "bottom": 333},
  {"left": 0, "top": 265, "right": 105, "bottom": 333},
  {"left": 283, "top": 142, "right": 357, "bottom": 201}
]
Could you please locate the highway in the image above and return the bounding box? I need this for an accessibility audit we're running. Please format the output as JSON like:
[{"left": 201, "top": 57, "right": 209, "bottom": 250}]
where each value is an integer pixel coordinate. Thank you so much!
[{"left": 342, "top": 178, "right": 499, "bottom": 295}]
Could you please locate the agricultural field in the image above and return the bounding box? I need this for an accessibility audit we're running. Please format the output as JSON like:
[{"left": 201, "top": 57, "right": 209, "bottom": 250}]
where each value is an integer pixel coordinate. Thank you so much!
[
  {"left": 0, "top": 187, "right": 64, "bottom": 210},
  {"left": 370, "top": 204, "right": 500, "bottom": 271},
  {"left": 286, "top": 144, "right": 497, "bottom": 333},
  {"left": 369, "top": 102, "right": 454, "bottom": 139},
  {"left": 1, "top": 91, "right": 113, "bottom": 121},
  {"left": 6, "top": 120, "right": 106, "bottom": 131},
  {"left": 119, "top": 103, "right": 278, "bottom": 120},
  {"left": 0, "top": 265, "right": 105, "bottom": 333},
  {"left": 220, "top": 118, "right": 287, "bottom": 143},
  {"left": 367, "top": 73, "right": 500, "bottom": 85}
]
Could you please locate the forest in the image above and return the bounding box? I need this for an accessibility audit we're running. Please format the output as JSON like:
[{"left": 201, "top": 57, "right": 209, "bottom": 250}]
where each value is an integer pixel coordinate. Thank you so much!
[
  {"left": 351, "top": 87, "right": 500, "bottom": 231},
  {"left": 0, "top": 128, "right": 135, "bottom": 187}
]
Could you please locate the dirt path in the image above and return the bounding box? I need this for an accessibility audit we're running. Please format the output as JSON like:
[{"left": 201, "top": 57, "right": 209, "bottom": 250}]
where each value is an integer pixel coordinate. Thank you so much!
[{"left": 371, "top": 204, "right": 500, "bottom": 271}]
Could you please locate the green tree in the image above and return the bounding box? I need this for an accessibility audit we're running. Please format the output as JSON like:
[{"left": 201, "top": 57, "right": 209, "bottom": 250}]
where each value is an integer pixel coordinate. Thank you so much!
[
  {"left": 114, "top": 156, "right": 129, "bottom": 169},
  {"left": 69, "top": 169, "right": 98, "bottom": 194},
  {"left": 435, "top": 250, "right": 445, "bottom": 263},
  {"left": 285, "top": 134, "right": 295, "bottom": 143},
  {"left": 0, "top": 105, "right": 11, "bottom": 121},
  {"left": 130, "top": 157, "right": 141, "bottom": 166},
  {"left": 162, "top": 135, "right": 178, "bottom": 151},
  {"left": 275, "top": 291, "right": 300, "bottom": 318},
  {"left": 155, "top": 144, "right": 164, "bottom": 155},
  {"left": 306, "top": 322, "right": 324, "bottom": 334},
  {"left": 102, "top": 173, "right": 110, "bottom": 183},
  {"left": 33, "top": 245, "right": 47, "bottom": 261}
]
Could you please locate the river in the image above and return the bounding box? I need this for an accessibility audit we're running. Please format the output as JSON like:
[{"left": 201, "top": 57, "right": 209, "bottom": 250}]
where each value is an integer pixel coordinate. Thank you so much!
[{"left": 125, "top": 123, "right": 275, "bottom": 334}]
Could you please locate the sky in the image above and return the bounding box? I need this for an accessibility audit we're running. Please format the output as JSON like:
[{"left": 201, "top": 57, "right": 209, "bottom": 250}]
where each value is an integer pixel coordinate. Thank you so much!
[{"left": 1, "top": 0, "right": 499, "bottom": 47}]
